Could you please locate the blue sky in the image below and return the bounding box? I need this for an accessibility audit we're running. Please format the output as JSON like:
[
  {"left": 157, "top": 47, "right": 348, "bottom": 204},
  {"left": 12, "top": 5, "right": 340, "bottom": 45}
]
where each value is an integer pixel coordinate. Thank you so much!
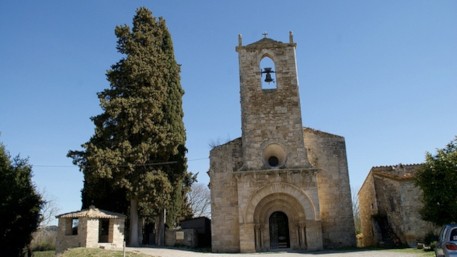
[{"left": 1, "top": 1, "right": 456, "bottom": 219}]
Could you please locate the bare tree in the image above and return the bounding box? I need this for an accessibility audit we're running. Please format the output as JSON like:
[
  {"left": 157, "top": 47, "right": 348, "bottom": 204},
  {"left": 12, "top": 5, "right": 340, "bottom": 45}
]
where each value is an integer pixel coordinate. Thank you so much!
[
  {"left": 351, "top": 186, "right": 361, "bottom": 234},
  {"left": 39, "top": 189, "right": 60, "bottom": 227},
  {"left": 187, "top": 183, "right": 211, "bottom": 218},
  {"left": 208, "top": 135, "right": 232, "bottom": 149}
]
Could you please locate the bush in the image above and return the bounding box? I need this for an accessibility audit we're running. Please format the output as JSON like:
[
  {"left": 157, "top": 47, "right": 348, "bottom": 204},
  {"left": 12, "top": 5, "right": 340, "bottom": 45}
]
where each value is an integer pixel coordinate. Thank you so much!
[
  {"left": 30, "top": 227, "right": 57, "bottom": 251},
  {"left": 424, "top": 232, "right": 438, "bottom": 246}
]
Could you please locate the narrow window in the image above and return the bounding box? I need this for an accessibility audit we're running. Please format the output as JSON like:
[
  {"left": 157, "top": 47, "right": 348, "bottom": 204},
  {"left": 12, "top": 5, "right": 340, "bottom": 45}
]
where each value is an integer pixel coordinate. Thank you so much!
[
  {"left": 260, "top": 57, "right": 277, "bottom": 89},
  {"left": 68, "top": 218, "right": 78, "bottom": 235}
]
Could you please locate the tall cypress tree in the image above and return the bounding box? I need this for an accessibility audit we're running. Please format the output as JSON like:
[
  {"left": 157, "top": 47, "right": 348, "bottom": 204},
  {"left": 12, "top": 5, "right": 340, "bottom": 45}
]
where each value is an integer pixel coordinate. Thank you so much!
[
  {"left": 0, "top": 143, "right": 43, "bottom": 256},
  {"left": 68, "top": 7, "right": 190, "bottom": 246}
]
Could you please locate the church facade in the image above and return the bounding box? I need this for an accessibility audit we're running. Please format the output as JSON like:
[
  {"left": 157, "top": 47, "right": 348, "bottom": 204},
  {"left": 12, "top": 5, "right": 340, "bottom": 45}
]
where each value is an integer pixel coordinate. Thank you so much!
[{"left": 209, "top": 33, "right": 356, "bottom": 253}]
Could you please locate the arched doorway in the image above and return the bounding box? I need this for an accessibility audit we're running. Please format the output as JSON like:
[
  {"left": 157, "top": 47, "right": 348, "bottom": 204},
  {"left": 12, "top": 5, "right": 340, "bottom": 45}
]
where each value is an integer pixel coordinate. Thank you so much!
[{"left": 269, "top": 211, "right": 290, "bottom": 249}]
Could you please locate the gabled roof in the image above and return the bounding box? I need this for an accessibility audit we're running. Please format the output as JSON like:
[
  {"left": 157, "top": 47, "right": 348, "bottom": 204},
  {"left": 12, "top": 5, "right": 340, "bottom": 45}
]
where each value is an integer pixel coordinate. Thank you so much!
[
  {"left": 358, "top": 163, "right": 423, "bottom": 195},
  {"left": 303, "top": 127, "right": 344, "bottom": 139},
  {"left": 243, "top": 37, "right": 294, "bottom": 50},
  {"left": 371, "top": 163, "right": 423, "bottom": 181},
  {"left": 56, "top": 205, "right": 126, "bottom": 219}
]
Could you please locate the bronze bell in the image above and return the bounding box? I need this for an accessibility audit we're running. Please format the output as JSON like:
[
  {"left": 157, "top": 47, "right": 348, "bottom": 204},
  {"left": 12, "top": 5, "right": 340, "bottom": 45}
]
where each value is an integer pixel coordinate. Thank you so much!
[
  {"left": 264, "top": 73, "right": 273, "bottom": 83},
  {"left": 262, "top": 67, "right": 275, "bottom": 83}
]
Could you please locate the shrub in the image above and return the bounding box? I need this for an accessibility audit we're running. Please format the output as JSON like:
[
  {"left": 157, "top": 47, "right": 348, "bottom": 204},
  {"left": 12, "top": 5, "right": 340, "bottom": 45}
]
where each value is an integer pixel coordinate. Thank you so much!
[{"left": 30, "top": 227, "right": 57, "bottom": 251}]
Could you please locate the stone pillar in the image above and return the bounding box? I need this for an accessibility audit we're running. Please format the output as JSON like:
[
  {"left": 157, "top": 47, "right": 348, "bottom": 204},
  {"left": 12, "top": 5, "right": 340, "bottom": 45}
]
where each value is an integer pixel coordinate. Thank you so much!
[
  {"left": 239, "top": 223, "right": 256, "bottom": 252},
  {"left": 296, "top": 222, "right": 307, "bottom": 249},
  {"left": 305, "top": 220, "right": 323, "bottom": 251},
  {"left": 85, "top": 218, "right": 99, "bottom": 248},
  {"left": 301, "top": 224, "right": 307, "bottom": 249},
  {"left": 255, "top": 224, "right": 264, "bottom": 251},
  {"left": 111, "top": 218, "right": 125, "bottom": 247}
]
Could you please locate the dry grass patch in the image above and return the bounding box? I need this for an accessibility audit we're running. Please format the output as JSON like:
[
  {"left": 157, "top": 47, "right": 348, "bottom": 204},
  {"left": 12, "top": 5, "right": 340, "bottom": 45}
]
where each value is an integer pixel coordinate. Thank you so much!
[
  {"left": 388, "top": 248, "right": 435, "bottom": 257},
  {"left": 60, "top": 248, "right": 154, "bottom": 257}
]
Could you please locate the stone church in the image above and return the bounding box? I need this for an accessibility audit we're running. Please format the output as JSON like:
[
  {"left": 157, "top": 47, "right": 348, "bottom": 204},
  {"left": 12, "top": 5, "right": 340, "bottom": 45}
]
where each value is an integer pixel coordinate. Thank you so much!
[{"left": 209, "top": 33, "right": 356, "bottom": 253}]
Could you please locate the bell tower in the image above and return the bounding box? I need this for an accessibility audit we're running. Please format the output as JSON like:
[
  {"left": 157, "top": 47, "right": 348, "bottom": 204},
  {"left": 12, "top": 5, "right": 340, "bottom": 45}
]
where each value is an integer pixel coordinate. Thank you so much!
[{"left": 236, "top": 32, "right": 311, "bottom": 171}]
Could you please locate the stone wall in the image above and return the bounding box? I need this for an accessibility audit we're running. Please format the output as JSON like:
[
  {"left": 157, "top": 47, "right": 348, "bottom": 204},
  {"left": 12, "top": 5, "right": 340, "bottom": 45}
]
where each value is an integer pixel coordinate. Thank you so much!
[
  {"left": 56, "top": 218, "right": 83, "bottom": 254},
  {"left": 209, "top": 138, "right": 242, "bottom": 252},
  {"left": 165, "top": 229, "right": 198, "bottom": 247},
  {"left": 237, "top": 37, "right": 311, "bottom": 171},
  {"left": 358, "top": 164, "right": 438, "bottom": 247},
  {"left": 209, "top": 128, "right": 356, "bottom": 252},
  {"left": 235, "top": 169, "right": 323, "bottom": 251},
  {"left": 358, "top": 170, "right": 378, "bottom": 247},
  {"left": 303, "top": 128, "right": 356, "bottom": 248},
  {"left": 111, "top": 218, "right": 125, "bottom": 247}
]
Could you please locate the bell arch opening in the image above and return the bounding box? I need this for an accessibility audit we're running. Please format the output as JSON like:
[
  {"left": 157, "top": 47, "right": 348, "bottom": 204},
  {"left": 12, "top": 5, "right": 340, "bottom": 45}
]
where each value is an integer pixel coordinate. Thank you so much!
[
  {"left": 269, "top": 211, "right": 290, "bottom": 249},
  {"left": 260, "top": 56, "right": 276, "bottom": 90}
]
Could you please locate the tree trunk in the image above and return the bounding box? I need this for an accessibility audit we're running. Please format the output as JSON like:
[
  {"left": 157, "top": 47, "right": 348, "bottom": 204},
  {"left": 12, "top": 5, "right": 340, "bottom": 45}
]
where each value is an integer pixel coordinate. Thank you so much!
[
  {"left": 129, "top": 198, "right": 139, "bottom": 246},
  {"left": 155, "top": 209, "right": 166, "bottom": 246}
]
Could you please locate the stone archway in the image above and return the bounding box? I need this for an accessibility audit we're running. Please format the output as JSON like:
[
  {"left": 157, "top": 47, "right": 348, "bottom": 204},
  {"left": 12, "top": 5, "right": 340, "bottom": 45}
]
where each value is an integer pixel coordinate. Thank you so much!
[
  {"left": 240, "top": 182, "right": 323, "bottom": 252},
  {"left": 252, "top": 192, "right": 306, "bottom": 251}
]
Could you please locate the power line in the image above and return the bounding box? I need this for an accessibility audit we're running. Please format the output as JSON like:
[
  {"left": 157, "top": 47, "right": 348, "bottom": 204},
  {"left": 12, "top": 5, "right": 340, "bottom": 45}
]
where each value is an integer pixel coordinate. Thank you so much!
[{"left": 32, "top": 157, "right": 209, "bottom": 168}]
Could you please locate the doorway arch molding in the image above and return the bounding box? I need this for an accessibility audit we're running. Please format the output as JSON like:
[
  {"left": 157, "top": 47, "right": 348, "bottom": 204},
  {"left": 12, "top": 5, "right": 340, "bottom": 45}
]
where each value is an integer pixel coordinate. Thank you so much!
[{"left": 244, "top": 182, "right": 317, "bottom": 224}]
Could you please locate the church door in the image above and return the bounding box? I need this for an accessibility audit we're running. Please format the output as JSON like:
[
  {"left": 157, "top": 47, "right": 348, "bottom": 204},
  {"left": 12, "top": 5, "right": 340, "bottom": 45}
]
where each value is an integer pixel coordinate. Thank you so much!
[{"left": 269, "top": 211, "right": 290, "bottom": 249}]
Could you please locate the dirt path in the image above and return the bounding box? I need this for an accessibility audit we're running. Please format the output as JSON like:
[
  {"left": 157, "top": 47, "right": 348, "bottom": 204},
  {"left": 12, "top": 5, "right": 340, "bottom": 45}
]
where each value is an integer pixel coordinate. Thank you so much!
[{"left": 127, "top": 247, "right": 423, "bottom": 257}]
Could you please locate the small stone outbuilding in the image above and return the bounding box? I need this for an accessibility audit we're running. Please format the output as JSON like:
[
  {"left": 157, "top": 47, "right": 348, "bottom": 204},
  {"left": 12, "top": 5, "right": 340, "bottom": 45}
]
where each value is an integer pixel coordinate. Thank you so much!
[
  {"left": 55, "top": 206, "right": 126, "bottom": 255},
  {"left": 164, "top": 217, "right": 212, "bottom": 248},
  {"left": 358, "top": 164, "right": 437, "bottom": 247},
  {"left": 180, "top": 217, "right": 212, "bottom": 248}
]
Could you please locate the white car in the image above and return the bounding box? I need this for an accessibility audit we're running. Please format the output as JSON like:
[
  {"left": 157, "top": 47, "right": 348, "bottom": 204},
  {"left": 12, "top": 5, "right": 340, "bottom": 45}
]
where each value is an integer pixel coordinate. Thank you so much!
[{"left": 436, "top": 224, "right": 457, "bottom": 257}]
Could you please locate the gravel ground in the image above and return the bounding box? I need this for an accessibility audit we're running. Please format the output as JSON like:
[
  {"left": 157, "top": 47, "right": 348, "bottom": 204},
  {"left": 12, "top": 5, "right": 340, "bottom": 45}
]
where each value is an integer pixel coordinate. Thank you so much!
[{"left": 127, "top": 247, "right": 423, "bottom": 257}]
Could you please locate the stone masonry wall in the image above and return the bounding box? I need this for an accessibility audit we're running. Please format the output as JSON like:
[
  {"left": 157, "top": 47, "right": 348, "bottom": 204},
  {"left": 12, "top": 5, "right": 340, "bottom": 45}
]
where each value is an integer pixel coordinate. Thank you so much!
[
  {"left": 209, "top": 138, "right": 243, "bottom": 252},
  {"left": 396, "top": 180, "right": 436, "bottom": 246},
  {"left": 373, "top": 170, "right": 436, "bottom": 246},
  {"left": 359, "top": 165, "right": 438, "bottom": 247},
  {"left": 237, "top": 39, "right": 310, "bottom": 170},
  {"left": 85, "top": 218, "right": 98, "bottom": 248},
  {"left": 111, "top": 218, "right": 125, "bottom": 247},
  {"left": 358, "top": 171, "right": 378, "bottom": 247},
  {"left": 303, "top": 128, "right": 356, "bottom": 248},
  {"left": 165, "top": 229, "right": 197, "bottom": 247},
  {"left": 235, "top": 168, "right": 322, "bottom": 251},
  {"left": 56, "top": 218, "right": 82, "bottom": 255}
]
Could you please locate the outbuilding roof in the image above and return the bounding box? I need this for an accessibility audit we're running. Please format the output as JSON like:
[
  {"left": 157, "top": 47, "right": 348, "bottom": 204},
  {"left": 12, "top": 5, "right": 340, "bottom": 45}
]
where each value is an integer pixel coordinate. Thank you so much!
[{"left": 56, "top": 205, "right": 126, "bottom": 219}]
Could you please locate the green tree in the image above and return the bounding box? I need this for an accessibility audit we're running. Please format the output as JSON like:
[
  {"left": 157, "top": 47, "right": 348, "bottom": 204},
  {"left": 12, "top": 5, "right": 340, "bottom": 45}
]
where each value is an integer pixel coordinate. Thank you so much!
[
  {"left": 68, "top": 7, "right": 191, "bottom": 246},
  {"left": 415, "top": 137, "right": 457, "bottom": 225},
  {"left": 0, "top": 142, "right": 43, "bottom": 256}
]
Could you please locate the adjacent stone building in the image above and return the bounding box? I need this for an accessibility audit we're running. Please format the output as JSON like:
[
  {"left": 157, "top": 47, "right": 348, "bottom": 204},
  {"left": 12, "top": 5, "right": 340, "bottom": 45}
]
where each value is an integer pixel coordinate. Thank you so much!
[
  {"left": 209, "top": 33, "right": 356, "bottom": 253},
  {"left": 358, "top": 164, "right": 437, "bottom": 247},
  {"left": 55, "top": 206, "right": 126, "bottom": 255}
]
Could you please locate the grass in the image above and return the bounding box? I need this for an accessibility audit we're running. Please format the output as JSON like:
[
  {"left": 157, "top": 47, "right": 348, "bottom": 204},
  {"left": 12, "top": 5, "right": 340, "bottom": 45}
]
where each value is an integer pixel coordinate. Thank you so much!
[
  {"left": 322, "top": 247, "right": 436, "bottom": 257},
  {"left": 48, "top": 248, "right": 154, "bottom": 257},
  {"left": 33, "top": 251, "right": 55, "bottom": 257}
]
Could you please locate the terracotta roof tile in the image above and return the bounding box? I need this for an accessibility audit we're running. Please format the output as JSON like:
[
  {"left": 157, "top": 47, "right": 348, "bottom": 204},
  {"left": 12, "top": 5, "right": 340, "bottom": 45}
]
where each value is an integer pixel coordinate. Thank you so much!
[{"left": 56, "top": 205, "right": 126, "bottom": 219}]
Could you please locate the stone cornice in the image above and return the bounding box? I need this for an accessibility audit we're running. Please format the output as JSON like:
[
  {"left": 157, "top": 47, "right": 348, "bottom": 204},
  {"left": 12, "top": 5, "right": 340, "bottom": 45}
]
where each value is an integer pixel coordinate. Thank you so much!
[{"left": 233, "top": 167, "right": 319, "bottom": 177}]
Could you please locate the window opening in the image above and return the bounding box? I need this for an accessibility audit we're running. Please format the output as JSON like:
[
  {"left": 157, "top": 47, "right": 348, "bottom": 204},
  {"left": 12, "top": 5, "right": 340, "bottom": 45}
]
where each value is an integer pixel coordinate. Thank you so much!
[
  {"left": 71, "top": 218, "right": 79, "bottom": 235},
  {"left": 268, "top": 156, "right": 279, "bottom": 167},
  {"left": 260, "top": 57, "right": 276, "bottom": 89}
]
